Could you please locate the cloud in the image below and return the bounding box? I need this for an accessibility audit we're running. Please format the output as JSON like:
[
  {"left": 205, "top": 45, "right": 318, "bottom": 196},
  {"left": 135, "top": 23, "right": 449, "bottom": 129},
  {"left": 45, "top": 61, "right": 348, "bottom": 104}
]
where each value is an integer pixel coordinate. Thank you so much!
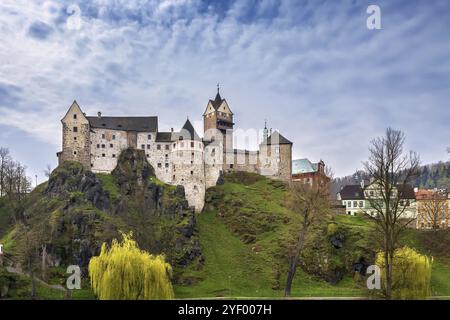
[
  {"left": 28, "top": 21, "right": 54, "bottom": 39},
  {"left": 0, "top": 0, "right": 449, "bottom": 182}
]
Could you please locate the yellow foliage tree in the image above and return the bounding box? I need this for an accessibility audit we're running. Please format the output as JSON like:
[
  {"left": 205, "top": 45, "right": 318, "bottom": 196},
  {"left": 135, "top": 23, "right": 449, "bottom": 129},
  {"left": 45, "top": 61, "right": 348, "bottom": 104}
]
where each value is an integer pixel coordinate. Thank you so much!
[
  {"left": 88, "top": 232, "right": 174, "bottom": 300},
  {"left": 376, "top": 246, "right": 432, "bottom": 299}
]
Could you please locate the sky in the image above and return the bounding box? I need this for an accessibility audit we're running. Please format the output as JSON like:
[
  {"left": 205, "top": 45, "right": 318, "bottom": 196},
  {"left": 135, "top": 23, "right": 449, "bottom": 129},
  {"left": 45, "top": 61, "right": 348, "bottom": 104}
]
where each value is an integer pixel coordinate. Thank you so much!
[{"left": 0, "top": 0, "right": 449, "bottom": 184}]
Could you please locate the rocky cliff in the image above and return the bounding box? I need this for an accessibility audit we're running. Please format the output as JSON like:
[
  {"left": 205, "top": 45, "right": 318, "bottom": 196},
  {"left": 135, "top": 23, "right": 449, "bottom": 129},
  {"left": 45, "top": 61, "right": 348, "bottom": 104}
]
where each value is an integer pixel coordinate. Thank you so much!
[{"left": 5, "top": 148, "right": 202, "bottom": 281}]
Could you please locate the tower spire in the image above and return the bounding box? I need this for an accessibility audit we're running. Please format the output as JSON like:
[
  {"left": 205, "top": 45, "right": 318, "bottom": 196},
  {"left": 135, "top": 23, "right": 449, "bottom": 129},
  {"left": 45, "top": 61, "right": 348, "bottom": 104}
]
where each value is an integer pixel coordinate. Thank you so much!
[{"left": 263, "top": 119, "right": 268, "bottom": 141}]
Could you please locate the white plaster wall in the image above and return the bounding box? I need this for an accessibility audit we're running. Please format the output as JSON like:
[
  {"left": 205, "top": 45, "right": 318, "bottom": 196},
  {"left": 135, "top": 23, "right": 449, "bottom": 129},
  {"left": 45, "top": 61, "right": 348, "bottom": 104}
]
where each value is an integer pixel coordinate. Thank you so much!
[{"left": 90, "top": 129, "right": 128, "bottom": 173}]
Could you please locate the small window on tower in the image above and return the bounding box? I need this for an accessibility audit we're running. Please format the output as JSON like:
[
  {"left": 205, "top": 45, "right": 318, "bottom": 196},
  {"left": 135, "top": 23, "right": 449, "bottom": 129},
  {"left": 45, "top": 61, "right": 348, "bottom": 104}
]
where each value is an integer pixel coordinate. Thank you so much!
[
  {"left": 102, "top": 134, "right": 105, "bottom": 139},
  {"left": 190, "top": 171, "right": 193, "bottom": 175},
  {"left": 157, "top": 144, "right": 161, "bottom": 150},
  {"left": 191, "top": 142, "right": 194, "bottom": 148},
  {"left": 148, "top": 134, "right": 151, "bottom": 140},
  {"left": 165, "top": 145, "right": 169, "bottom": 150},
  {"left": 112, "top": 135, "right": 116, "bottom": 140},
  {"left": 102, "top": 153, "right": 105, "bottom": 157},
  {"left": 73, "top": 127, "right": 78, "bottom": 132},
  {"left": 147, "top": 144, "right": 151, "bottom": 149},
  {"left": 102, "top": 144, "right": 105, "bottom": 148},
  {"left": 73, "top": 114, "right": 77, "bottom": 119},
  {"left": 141, "top": 144, "right": 145, "bottom": 149},
  {"left": 74, "top": 137, "right": 77, "bottom": 141},
  {"left": 110, "top": 144, "right": 113, "bottom": 148},
  {"left": 112, "top": 154, "right": 116, "bottom": 158},
  {"left": 97, "top": 144, "right": 100, "bottom": 148},
  {"left": 73, "top": 151, "right": 77, "bottom": 155},
  {"left": 165, "top": 163, "right": 169, "bottom": 168},
  {"left": 157, "top": 163, "right": 162, "bottom": 168}
]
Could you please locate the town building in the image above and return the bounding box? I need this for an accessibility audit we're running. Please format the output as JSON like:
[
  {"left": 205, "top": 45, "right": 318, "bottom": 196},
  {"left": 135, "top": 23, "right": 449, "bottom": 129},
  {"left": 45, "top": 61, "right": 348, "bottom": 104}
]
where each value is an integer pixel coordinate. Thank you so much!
[
  {"left": 292, "top": 158, "right": 330, "bottom": 188},
  {"left": 415, "top": 188, "right": 449, "bottom": 229}
]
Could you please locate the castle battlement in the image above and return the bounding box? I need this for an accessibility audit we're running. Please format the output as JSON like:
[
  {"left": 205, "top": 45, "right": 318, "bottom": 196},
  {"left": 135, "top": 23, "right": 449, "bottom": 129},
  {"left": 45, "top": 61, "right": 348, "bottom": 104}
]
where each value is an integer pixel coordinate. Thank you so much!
[{"left": 58, "top": 90, "right": 293, "bottom": 212}]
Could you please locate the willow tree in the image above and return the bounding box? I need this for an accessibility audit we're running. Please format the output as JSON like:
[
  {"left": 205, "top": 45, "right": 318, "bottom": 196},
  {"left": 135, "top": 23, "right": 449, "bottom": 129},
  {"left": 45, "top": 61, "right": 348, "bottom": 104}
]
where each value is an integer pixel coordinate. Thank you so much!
[
  {"left": 376, "top": 247, "right": 432, "bottom": 299},
  {"left": 89, "top": 232, "right": 174, "bottom": 300}
]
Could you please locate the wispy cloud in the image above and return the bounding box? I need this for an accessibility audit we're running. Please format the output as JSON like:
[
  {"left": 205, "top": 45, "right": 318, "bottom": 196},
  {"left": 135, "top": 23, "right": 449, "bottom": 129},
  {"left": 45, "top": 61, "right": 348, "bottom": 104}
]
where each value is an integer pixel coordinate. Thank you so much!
[{"left": 0, "top": 0, "right": 449, "bottom": 181}]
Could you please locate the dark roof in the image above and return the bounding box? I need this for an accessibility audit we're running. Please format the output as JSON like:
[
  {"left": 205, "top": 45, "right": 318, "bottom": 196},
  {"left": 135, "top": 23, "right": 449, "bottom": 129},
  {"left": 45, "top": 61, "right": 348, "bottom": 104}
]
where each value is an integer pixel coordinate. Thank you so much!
[
  {"left": 397, "top": 184, "right": 416, "bottom": 199},
  {"left": 339, "top": 185, "right": 365, "bottom": 200},
  {"left": 209, "top": 92, "right": 225, "bottom": 110},
  {"left": 260, "top": 131, "right": 292, "bottom": 145},
  {"left": 87, "top": 116, "right": 158, "bottom": 132},
  {"left": 178, "top": 119, "right": 201, "bottom": 141},
  {"left": 155, "top": 132, "right": 173, "bottom": 142}
]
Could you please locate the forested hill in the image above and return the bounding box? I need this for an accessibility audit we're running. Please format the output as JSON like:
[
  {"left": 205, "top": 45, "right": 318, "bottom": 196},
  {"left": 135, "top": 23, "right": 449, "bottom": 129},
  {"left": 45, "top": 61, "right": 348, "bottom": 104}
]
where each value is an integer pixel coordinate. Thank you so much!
[{"left": 331, "top": 161, "right": 450, "bottom": 197}]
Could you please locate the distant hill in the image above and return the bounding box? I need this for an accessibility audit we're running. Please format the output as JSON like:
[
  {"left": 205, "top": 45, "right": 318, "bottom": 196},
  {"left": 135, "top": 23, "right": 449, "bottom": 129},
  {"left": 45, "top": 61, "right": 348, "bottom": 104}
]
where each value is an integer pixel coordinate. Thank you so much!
[{"left": 331, "top": 161, "right": 450, "bottom": 197}]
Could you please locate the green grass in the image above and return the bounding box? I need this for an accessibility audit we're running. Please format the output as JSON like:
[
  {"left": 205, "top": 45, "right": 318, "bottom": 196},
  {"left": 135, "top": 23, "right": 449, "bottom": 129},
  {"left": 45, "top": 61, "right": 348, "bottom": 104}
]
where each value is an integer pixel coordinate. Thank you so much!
[{"left": 97, "top": 173, "right": 120, "bottom": 201}]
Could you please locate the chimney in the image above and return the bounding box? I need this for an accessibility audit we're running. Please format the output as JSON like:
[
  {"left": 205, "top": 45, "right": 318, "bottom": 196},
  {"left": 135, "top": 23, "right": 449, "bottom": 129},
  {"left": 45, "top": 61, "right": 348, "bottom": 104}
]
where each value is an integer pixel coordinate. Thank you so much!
[{"left": 97, "top": 111, "right": 102, "bottom": 118}]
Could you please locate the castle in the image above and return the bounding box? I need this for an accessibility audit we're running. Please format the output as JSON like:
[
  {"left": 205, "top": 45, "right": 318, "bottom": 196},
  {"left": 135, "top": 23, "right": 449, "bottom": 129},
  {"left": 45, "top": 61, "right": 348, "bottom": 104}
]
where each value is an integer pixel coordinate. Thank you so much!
[{"left": 57, "top": 89, "right": 293, "bottom": 212}]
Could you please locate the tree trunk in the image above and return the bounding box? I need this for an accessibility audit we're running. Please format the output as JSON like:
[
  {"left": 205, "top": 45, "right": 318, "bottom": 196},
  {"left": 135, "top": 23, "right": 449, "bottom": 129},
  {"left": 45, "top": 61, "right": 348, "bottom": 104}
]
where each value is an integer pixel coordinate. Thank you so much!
[
  {"left": 284, "top": 228, "right": 306, "bottom": 297},
  {"left": 42, "top": 244, "right": 47, "bottom": 281},
  {"left": 384, "top": 239, "right": 392, "bottom": 300}
]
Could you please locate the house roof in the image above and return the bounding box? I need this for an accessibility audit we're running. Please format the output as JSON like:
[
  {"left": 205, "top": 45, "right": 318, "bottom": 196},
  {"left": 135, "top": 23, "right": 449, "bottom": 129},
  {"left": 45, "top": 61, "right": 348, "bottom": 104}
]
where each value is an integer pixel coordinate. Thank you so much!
[
  {"left": 260, "top": 131, "right": 292, "bottom": 145},
  {"left": 87, "top": 116, "right": 158, "bottom": 132},
  {"left": 155, "top": 132, "right": 173, "bottom": 142},
  {"left": 339, "top": 185, "right": 365, "bottom": 200},
  {"left": 292, "top": 158, "right": 316, "bottom": 174},
  {"left": 174, "top": 119, "right": 201, "bottom": 141},
  {"left": 209, "top": 92, "right": 225, "bottom": 110},
  {"left": 396, "top": 184, "right": 416, "bottom": 199}
]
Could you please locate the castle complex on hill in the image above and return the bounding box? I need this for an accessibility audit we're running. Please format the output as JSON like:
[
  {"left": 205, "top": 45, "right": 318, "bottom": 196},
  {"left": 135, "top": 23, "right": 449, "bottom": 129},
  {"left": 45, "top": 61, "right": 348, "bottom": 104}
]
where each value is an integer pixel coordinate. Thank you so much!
[{"left": 57, "top": 89, "right": 293, "bottom": 212}]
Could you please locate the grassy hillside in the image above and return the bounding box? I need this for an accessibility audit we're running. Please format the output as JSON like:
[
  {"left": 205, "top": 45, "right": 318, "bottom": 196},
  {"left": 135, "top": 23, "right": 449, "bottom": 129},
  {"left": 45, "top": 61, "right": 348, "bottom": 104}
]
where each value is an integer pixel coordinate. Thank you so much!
[{"left": 175, "top": 172, "right": 450, "bottom": 299}]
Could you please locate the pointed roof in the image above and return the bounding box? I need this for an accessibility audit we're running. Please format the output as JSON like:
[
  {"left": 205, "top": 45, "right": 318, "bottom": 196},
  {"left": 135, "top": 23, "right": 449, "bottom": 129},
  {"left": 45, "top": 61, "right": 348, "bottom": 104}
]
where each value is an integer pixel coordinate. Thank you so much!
[
  {"left": 209, "top": 91, "right": 225, "bottom": 110},
  {"left": 260, "top": 131, "right": 292, "bottom": 145},
  {"left": 292, "top": 158, "right": 315, "bottom": 174},
  {"left": 178, "top": 119, "right": 201, "bottom": 141}
]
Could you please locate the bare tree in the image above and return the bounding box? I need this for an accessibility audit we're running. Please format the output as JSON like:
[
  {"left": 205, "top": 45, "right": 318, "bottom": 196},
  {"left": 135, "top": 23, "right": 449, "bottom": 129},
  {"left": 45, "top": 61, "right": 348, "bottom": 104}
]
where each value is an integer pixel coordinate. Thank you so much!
[
  {"left": 363, "top": 128, "right": 420, "bottom": 299},
  {"left": 284, "top": 180, "right": 331, "bottom": 297},
  {"left": 44, "top": 164, "right": 52, "bottom": 178},
  {"left": 420, "top": 189, "right": 448, "bottom": 231},
  {"left": 0, "top": 147, "right": 11, "bottom": 197}
]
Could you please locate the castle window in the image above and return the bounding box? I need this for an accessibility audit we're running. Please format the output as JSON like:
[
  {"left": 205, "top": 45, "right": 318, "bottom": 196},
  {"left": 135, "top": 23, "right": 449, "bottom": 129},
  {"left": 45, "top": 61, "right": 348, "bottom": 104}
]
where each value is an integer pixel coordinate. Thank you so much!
[
  {"left": 148, "top": 134, "right": 151, "bottom": 140},
  {"left": 112, "top": 154, "right": 116, "bottom": 158},
  {"left": 230, "top": 164, "right": 234, "bottom": 169},
  {"left": 110, "top": 144, "right": 113, "bottom": 148},
  {"left": 190, "top": 171, "right": 193, "bottom": 175},
  {"left": 73, "top": 126, "right": 78, "bottom": 132},
  {"left": 147, "top": 144, "right": 151, "bottom": 149},
  {"left": 173, "top": 175, "right": 175, "bottom": 180},
  {"left": 173, "top": 143, "right": 176, "bottom": 148},
  {"left": 157, "top": 144, "right": 161, "bottom": 150},
  {"left": 91, "top": 164, "right": 93, "bottom": 167},
  {"left": 73, "top": 151, "right": 77, "bottom": 155},
  {"left": 102, "top": 124, "right": 106, "bottom": 127},
  {"left": 74, "top": 137, "right": 77, "bottom": 141},
  {"left": 112, "top": 135, "right": 116, "bottom": 140},
  {"left": 97, "top": 144, "right": 100, "bottom": 148},
  {"left": 102, "top": 153, "right": 105, "bottom": 157},
  {"left": 165, "top": 145, "right": 169, "bottom": 150},
  {"left": 73, "top": 114, "right": 77, "bottom": 119},
  {"left": 165, "top": 154, "right": 168, "bottom": 159},
  {"left": 102, "top": 134, "right": 105, "bottom": 139},
  {"left": 146, "top": 154, "right": 149, "bottom": 158},
  {"left": 191, "top": 142, "right": 194, "bottom": 148},
  {"left": 101, "top": 144, "right": 105, "bottom": 148},
  {"left": 157, "top": 163, "right": 162, "bottom": 168},
  {"left": 141, "top": 144, "right": 145, "bottom": 149},
  {"left": 165, "top": 163, "right": 169, "bottom": 168}
]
